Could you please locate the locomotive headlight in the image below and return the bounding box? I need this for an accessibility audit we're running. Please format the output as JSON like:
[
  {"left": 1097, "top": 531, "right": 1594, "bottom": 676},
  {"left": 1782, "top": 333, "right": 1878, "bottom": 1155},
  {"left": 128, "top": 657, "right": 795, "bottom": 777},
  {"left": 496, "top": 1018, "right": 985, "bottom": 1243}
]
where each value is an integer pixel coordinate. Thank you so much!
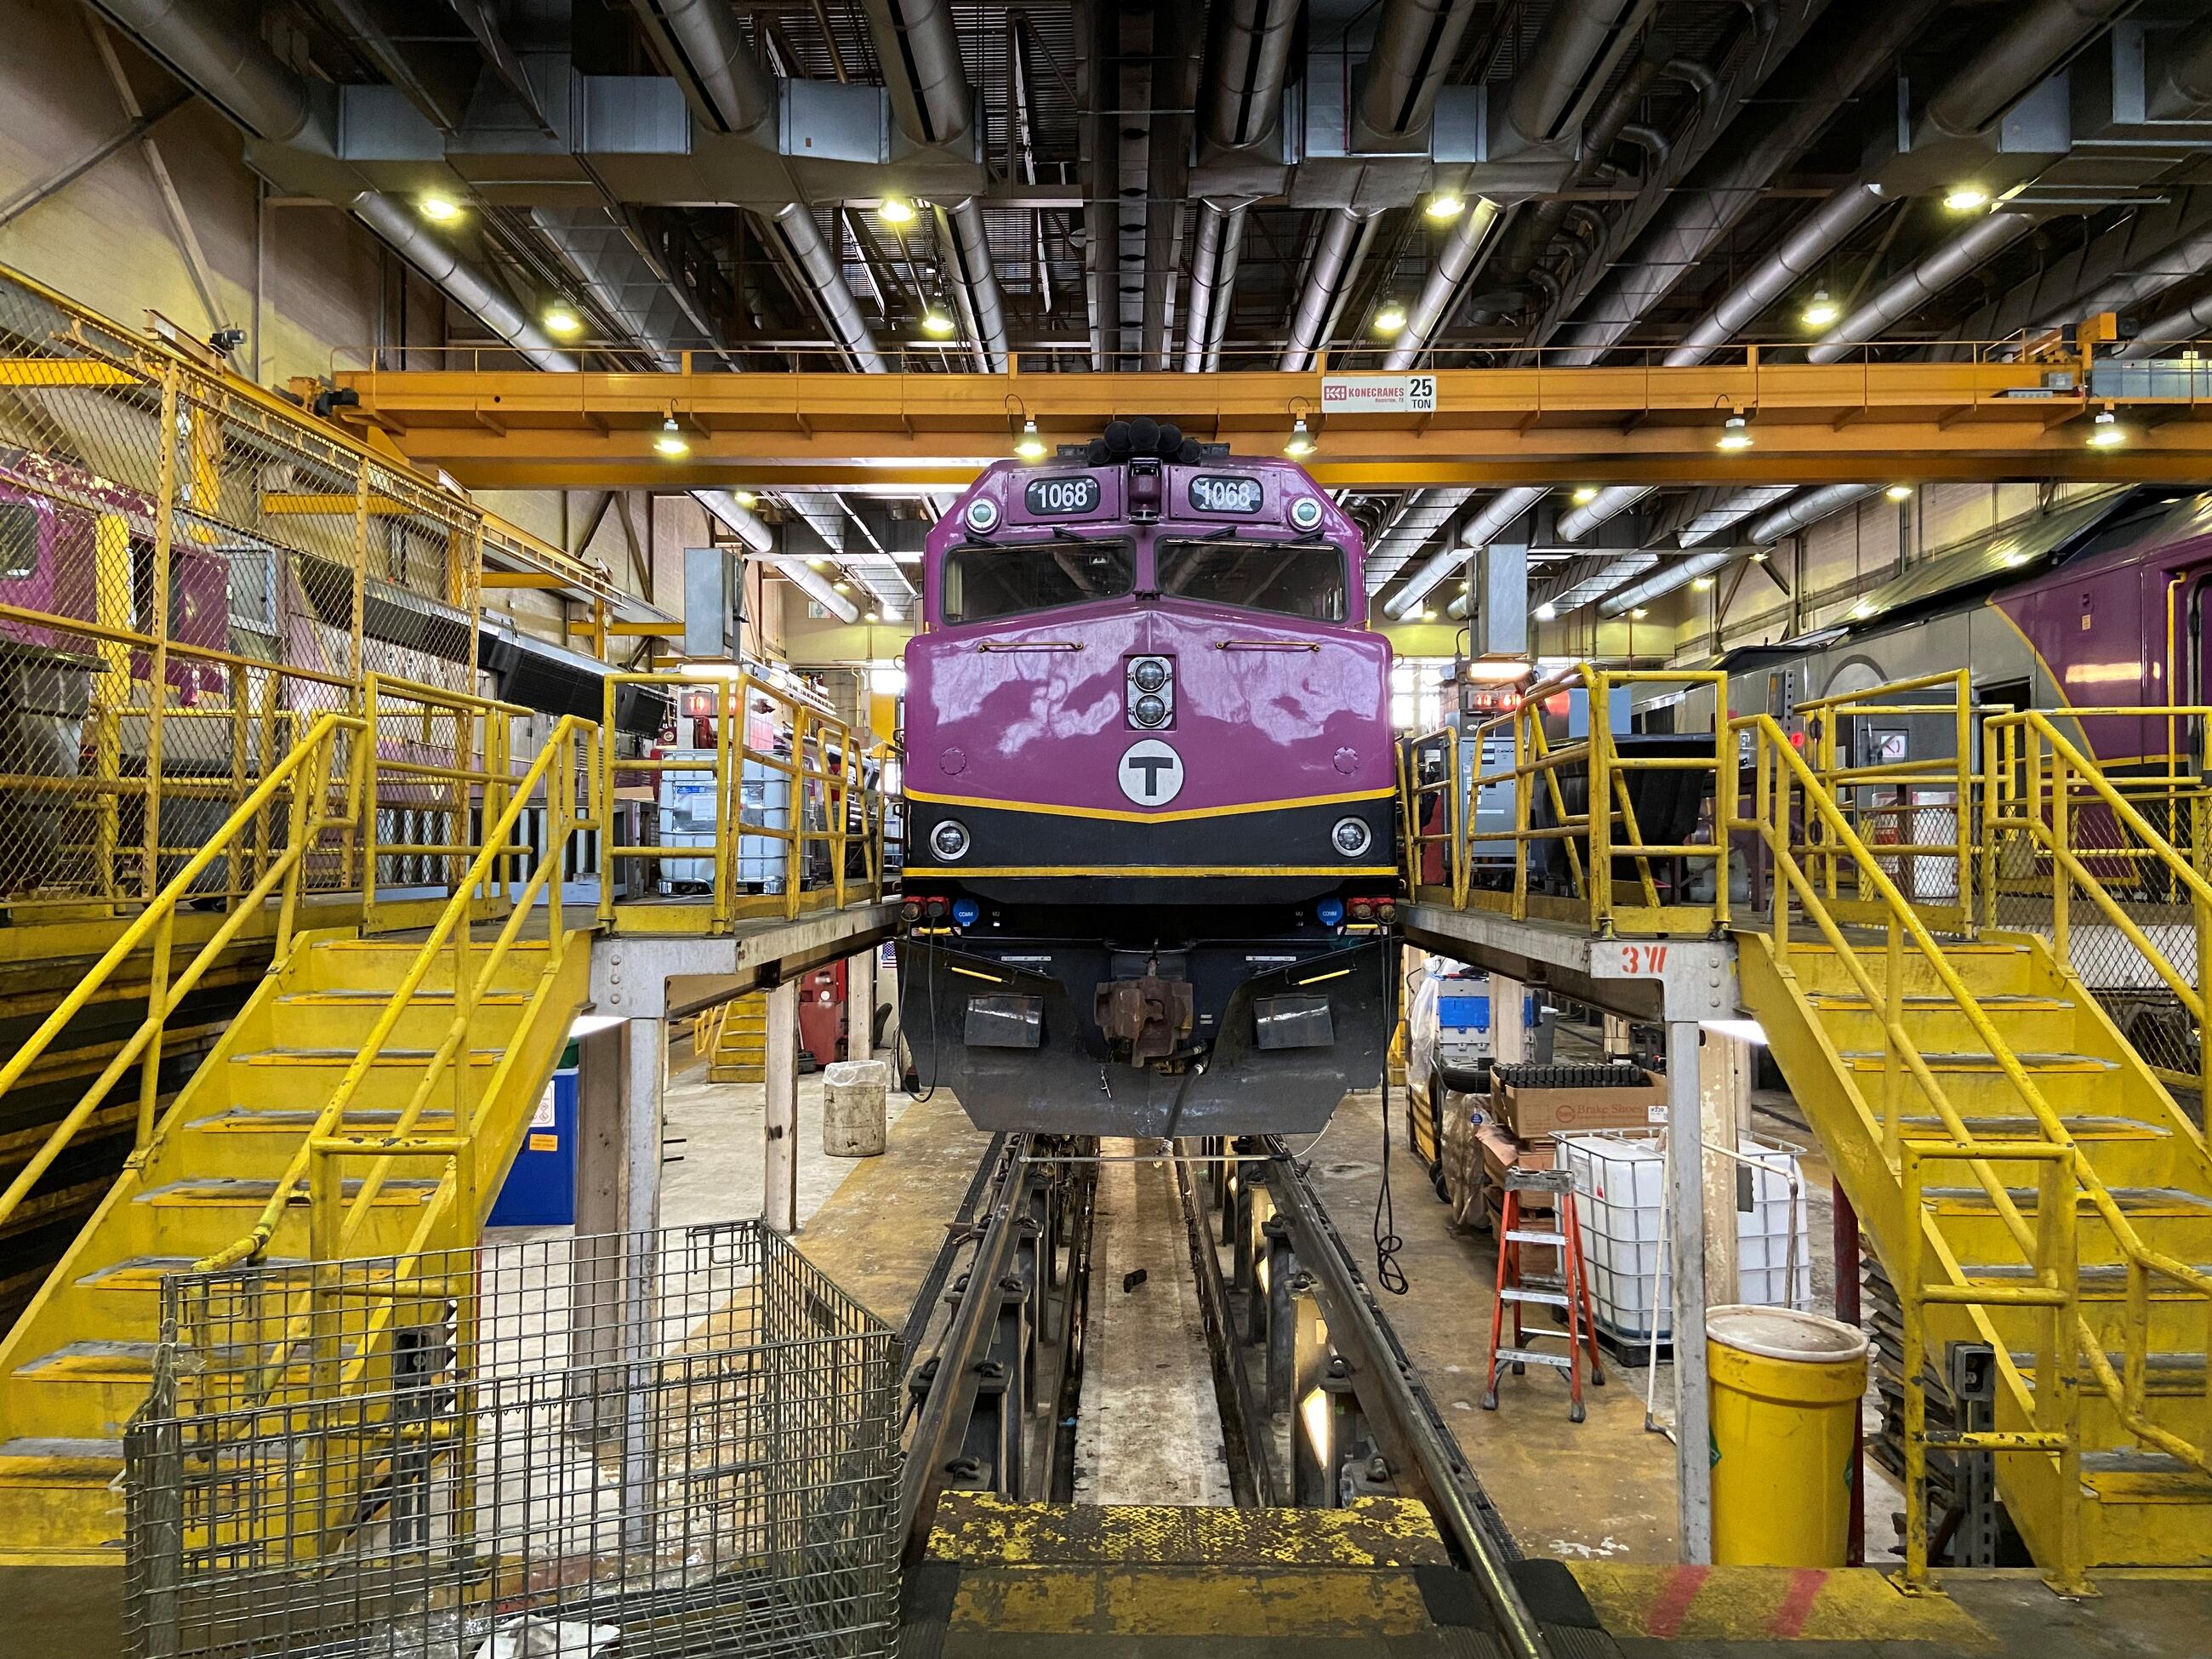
[
  {"left": 930, "top": 819, "right": 972, "bottom": 861},
  {"left": 1289, "top": 496, "right": 1324, "bottom": 531},
  {"left": 964, "top": 497, "right": 1001, "bottom": 533},
  {"left": 1132, "top": 658, "right": 1169, "bottom": 693},
  {"left": 1132, "top": 693, "right": 1168, "bottom": 728},
  {"left": 1331, "top": 816, "right": 1374, "bottom": 858}
]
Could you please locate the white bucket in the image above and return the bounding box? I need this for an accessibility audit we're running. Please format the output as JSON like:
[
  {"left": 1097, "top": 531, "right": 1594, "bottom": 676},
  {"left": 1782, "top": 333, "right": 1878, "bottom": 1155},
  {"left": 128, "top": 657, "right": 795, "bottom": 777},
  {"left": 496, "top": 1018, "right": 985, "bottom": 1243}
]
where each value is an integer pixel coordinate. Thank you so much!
[{"left": 822, "top": 1058, "right": 889, "bottom": 1157}]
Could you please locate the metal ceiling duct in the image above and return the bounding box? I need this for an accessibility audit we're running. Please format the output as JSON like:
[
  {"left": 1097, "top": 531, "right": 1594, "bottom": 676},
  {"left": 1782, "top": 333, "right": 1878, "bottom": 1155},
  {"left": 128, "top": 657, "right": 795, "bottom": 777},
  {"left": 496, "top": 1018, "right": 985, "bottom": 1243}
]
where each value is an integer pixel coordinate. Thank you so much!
[
  {"left": 1664, "top": 183, "right": 1890, "bottom": 366},
  {"left": 783, "top": 495, "right": 910, "bottom": 619},
  {"left": 1183, "top": 203, "right": 1242, "bottom": 372},
  {"left": 1360, "top": 0, "right": 1483, "bottom": 140},
  {"left": 1598, "top": 547, "right": 1734, "bottom": 616},
  {"left": 1491, "top": 550, "right": 1657, "bottom": 619},
  {"left": 1677, "top": 487, "right": 1796, "bottom": 545},
  {"left": 1382, "top": 198, "right": 1503, "bottom": 371},
  {"left": 859, "top": 0, "right": 974, "bottom": 148},
  {"left": 1279, "top": 210, "right": 1371, "bottom": 372},
  {"left": 1746, "top": 483, "right": 1875, "bottom": 543},
  {"left": 1923, "top": 0, "right": 2129, "bottom": 139},
  {"left": 1805, "top": 214, "right": 2035, "bottom": 362},
  {"left": 1500, "top": 0, "right": 1639, "bottom": 147},
  {"left": 530, "top": 205, "right": 718, "bottom": 366},
  {"left": 764, "top": 203, "right": 889, "bottom": 373},
  {"left": 1361, "top": 489, "right": 1474, "bottom": 593},
  {"left": 631, "top": 0, "right": 775, "bottom": 132},
  {"left": 1382, "top": 487, "right": 1546, "bottom": 618},
  {"left": 1203, "top": 0, "right": 1299, "bottom": 149},
  {"left": 2063, "top": 221, "right": 2212, "bottom": 332},
  {"left": 939, "top": 200, "right": 1009, "bottom": 372},
  {"left": 693, "top": 491, "right": 861, "bottom": 624},
  {"left": 1556, "top": 487, "right": 1651, "bottom": 542},
  {"left": 351, "top": 195, "right": 577, "bottom": 371},
  {"left": 88, "top": 0, "right": 317, "bottom": 142},
  {"left": 2152, "top": 14, "right": 2212, "bottom": 118},
  {"left": 2114, "top": 290, "right": 2212, "bottom": 357}
]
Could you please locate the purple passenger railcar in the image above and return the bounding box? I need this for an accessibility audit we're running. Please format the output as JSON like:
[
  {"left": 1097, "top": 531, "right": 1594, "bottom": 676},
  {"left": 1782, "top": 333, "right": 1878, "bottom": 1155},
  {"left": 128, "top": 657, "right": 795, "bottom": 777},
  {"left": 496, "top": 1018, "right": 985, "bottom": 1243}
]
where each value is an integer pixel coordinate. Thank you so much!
[{"left": 896, "top": 423, "right": 1399, "bottom": 1137}]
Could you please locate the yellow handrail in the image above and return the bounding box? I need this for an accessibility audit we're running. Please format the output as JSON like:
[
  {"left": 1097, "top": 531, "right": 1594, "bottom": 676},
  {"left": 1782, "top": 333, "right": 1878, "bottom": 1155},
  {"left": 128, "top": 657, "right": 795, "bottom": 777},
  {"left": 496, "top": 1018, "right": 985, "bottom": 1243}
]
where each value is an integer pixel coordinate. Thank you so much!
[
  {"left": 0, "top": 712, "right": 365, "bottom": 1233},
  {"left": 193, "top": 715, "right": 599, "bottom": 1272}
]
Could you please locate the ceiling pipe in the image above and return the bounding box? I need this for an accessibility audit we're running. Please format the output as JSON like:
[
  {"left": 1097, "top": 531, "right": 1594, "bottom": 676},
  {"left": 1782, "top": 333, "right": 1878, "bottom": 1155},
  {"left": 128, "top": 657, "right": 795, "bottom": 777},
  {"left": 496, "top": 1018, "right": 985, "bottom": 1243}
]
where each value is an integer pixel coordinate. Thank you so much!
[
  {"left": 1382, "top": 487, "right": 1546, "bottom": 618},
  {"left": 1924, "top": 0, "right": 2129, "bottom": 140},
  {"left": 1360, "top": 0, "right": 1484, "bottom": 141},
  {"left": 1279, "top": 210, "right": 1371, "bottom": 372},
  {"left": 1382, "top": 197, "right": 1503, "bottom": 370},
  {"left": 694, "top": 491, "right": 861, "bottom": 623},
  {"left": 1746, "top": 483, "right": 1875, "bottom": 543},
  {"left": 1598, "top": 547, "right": 1736, "bottom": 616},
  {"left": 1203, "top": 0, "right": 1299, "bottom": 150},
  {"left": 631, "top": 0, "right": 775, "bottom": 132},
  {"left": 1362, "top": 488, "right": 1474, "bottom": 593},
  {"left": 783, "top": 495, "right": 909, "bottom": 619},
  {"left": 858, "top": 0, "right": 974, "bottom": 148},
  {"left": 763, "top": 203, "right": 889, "bottom": 373},
  {"left": 1184, "top": 202, "right": 1243, "bottom": 372},
  {"left": 2114, "top": 289, "right": 2212, "bottom": 357},
  {"left": 2151, "top": 14, "right": 2212, "bottom": 118},
  {"left": 1677, "top": 486, "right": 1796, "bottom": 545},
  {"left": 1664, "top": 182, "right": 1890, "bottom": 366},
  {"left": 939, "top": 199, "right": 1009, "bottom": 371},
  {"left": 1517, "top": 552, "right": 1659, "bottom": 619},
  {"left": 1557, "top": 486, "right": 1652, "bottom": 541},
  {"left": 1501, "top": 0, "right": 1640, "bottom": 147},
  {"left": 351, "top": 194, "right": 576, "bottom": 370},
  {"left": 87, "top": 0, "right": 317, "bottom": 143},
  {"left": 2061, "top": 221, "right": 2212, "bottom": 334},
  {"left": 1806, "top": 213, "right": 2036, "bottom": 362}
]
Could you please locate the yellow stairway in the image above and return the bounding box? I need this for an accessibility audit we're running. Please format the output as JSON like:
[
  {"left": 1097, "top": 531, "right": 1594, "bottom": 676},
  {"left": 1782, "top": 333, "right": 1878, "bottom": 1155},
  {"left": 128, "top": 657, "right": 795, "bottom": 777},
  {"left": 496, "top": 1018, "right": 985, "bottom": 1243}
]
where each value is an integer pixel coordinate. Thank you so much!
[
  {"left": 704, "top": 992, "right": 769, "bottom": 1082},
  {"left": 0, "top": 927, "right": 590, "bottom": 1564},
  {"left": 1743, "top": 929, "right": 2212, "bottom": 1571}
]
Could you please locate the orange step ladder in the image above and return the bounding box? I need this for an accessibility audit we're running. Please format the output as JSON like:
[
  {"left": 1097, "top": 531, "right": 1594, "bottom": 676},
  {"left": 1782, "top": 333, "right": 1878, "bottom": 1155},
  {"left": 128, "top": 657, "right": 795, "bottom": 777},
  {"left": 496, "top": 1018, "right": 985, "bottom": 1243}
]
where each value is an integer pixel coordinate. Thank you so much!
[{"left": 1481, "top": 1166, "right": 1606, "bottom": 1422}]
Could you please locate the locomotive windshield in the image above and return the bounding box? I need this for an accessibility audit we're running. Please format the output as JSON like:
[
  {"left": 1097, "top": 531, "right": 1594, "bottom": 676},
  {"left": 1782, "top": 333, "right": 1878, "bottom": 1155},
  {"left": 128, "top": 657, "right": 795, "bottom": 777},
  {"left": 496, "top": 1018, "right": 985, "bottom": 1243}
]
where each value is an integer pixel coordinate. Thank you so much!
[
  {"left": 943, "top": 538, "right": 1136, "bottom": 624},
  {"left": 1156, "top": 539, "right": 1348, "bottom": 622}
]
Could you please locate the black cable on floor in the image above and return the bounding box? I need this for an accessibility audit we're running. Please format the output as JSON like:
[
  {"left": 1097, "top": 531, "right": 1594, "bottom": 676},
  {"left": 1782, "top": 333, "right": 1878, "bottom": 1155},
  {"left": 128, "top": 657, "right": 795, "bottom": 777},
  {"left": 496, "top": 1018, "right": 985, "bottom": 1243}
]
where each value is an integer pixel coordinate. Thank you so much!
[
  {"left": 905, "top": 937, "right": 942, "bottom": 1103},
  {"left": 1373, "top": 936, "right": 1408, "bottom": 1295}
]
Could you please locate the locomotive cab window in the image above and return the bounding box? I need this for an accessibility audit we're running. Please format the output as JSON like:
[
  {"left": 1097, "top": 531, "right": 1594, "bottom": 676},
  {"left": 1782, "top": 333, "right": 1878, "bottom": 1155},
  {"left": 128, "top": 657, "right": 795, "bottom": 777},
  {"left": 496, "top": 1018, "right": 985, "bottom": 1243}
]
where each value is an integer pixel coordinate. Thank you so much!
[
  {"left": 0, "top": 502, "right": 40, "bottom": 579},
  {"left": 943, "top": 539, "right": 1136, "bottom": 624},
  {"left": 1156, "top": 539, "right": 1348, "bottom": 622}
]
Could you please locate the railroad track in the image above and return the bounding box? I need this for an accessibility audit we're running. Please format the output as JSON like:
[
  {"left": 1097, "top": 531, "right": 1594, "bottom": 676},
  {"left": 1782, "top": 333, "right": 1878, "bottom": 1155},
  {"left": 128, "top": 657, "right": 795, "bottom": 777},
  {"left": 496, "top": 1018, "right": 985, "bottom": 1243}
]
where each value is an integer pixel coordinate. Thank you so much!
[{"left": 898, "top": 1130, "right": 1596, "bottom": 1659}]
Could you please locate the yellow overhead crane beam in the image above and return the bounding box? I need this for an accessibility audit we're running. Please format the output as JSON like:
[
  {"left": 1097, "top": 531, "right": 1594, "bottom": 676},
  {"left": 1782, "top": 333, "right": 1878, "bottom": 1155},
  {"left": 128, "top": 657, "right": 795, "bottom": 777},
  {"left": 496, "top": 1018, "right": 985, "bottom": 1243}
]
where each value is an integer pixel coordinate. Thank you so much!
[{"left": 322, "top": 351, "right": 2209, "bottom": 489}]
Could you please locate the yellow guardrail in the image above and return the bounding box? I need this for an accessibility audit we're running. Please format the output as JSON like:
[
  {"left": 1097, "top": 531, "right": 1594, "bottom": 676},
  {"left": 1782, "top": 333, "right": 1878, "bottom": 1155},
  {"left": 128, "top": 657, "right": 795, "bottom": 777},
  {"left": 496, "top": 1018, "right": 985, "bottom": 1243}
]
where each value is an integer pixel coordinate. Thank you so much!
[
  {"left": 1398, "top": 663, "right": 1730, "bottom": 935},
  {"left": 195, "top": 715, "right": 599, "bottom": 1274},
  {"left": 595, "top": 670, "right": 886, "bottom": 929},
  {"left": 0, "top": 712, "right": 366, "bottom": 1235}
]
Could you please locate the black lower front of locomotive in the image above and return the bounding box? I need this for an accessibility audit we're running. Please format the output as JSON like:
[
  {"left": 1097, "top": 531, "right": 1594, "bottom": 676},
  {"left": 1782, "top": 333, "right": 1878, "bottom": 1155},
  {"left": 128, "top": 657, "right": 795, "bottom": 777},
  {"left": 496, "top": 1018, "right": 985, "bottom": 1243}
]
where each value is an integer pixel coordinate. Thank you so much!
[{"left": 895, "top": 923, "right": 1389, "bottom": 1137}]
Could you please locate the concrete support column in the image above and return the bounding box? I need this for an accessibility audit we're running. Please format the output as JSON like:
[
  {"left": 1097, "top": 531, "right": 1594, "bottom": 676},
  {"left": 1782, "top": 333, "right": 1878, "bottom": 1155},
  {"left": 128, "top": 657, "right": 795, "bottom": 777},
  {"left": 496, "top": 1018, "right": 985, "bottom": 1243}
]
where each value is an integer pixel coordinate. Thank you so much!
[
  {"left": 849, "top": 944, "right": 876, "bottom": 1062},
  {"left": 1489, "top": 972, "right": 1527, "bottom": 1067},
  {"left": 1698, "top": 1030, "right": 1755, "bottom": 1303},
  {"left": 1665, "top": 1018, "right": 1713, "bottom": 1564},
  {"left": 568, "top": 1021, "right": 627, "bottom": 1441},
  {"left": 764, "top": 978, "right": 800, "bottom": 1234}
]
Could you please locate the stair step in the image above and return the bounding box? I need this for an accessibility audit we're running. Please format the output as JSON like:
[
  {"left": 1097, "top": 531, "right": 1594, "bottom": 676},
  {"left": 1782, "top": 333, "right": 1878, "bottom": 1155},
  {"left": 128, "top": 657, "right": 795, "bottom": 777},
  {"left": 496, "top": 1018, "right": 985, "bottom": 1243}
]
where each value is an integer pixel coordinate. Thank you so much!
[
  {"left": 1925, "top": 1185, "right": 2212, "bottom": 1219},
  {"left": 190, "top": 1106, "right": 459, "bottom": 1132},
  {"left": 233, "top": 1047, "right": 502, "bottom": 1066},
  {"left": 78, "top": 1256, "right": 300, "bottom": 1293},
  {"left": 0, "top": 1438, "right": 123, "bottom": 1484},
  {"left": 1899, "top": 1115, "right": 2169, "bottom": 1142},
  {"left": 2018, "top": 1351, "right": 2209, "bottom": 1391},
  {"left": 1841, "top": 1051, "right": 2114, "bottom": 1075},
  {"left": 137, "top": 1177, "right": 442, "bottom": 1208},
  {"left": 1966, "top": 1263, "right": 2212, "bottom": 1299},
  {"left": 2082, "top": 1450, "right": 2212, "bottom": 1505},
  {"left": 13, "top": 1342, "right": 155, "bottom": 1384},
  {"left": 1809, "top": 994, "right": 2073, "bottom": 1012},
  {"left": 1500, "top": 1287, "right": 1570, "bottom": 1308},
  {"left": 1492, "top": 1347, "right": 1573, "bottom": 1370},
  {"left": 278, "top": 990, "right": 532, "bottom": 1007}
]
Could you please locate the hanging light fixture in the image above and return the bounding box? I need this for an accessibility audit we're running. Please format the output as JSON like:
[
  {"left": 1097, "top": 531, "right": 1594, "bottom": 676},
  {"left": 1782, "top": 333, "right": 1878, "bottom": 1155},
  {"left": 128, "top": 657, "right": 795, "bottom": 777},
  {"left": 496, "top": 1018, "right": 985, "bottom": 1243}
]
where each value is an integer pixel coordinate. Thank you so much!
[
  {"left": 543, "top": 304, "right": 583, "bottom": 338},
  {"left": 1716, "top": 414, "right": 1753, "bottom": 452},
  {"left": 1570, "top": 485, "right": 1599, "bottom": 505},
  {"left": 1800, "top": 288, "right": 1840, "bottom": 328},
  {"left": 653, "top": 416, "right": 689, "bottom": 458},
  {"left": 1014, "top": 418, "right": 1047, "bottom": 461},
  {"left": 417, "top": 193, "right": 463, "bottom": 223},
  {"left": 1885, "top": 483, "right": 1913, "bottom": 501},
  {"left": 1943, "top": 184, "right": 1991, "bottom": 214},
  {"left": 878, "top": 196, "right": 918, "bottom": 225},
  {"left": 1373, "top": 299, "right": 1409, "bottom": 334},
  {"left": 1424, "top": 191, "right": 1467, "bottom": 222},
  {"left": 921, "top": 305, "right": 956, "bottom": 339},
  {"left": 2087, "top": 409, "right": 2125, "bottom": 448},
  {"left": 1282, "top": 414, "right": 1317, "bottom": 458}
]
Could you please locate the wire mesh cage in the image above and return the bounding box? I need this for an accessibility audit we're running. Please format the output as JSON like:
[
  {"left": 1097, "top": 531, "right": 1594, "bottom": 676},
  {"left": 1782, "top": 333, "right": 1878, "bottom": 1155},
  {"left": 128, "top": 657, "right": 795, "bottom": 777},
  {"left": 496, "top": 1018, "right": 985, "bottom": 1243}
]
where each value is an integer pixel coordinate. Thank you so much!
[{"left": 124, "top": 1222, "right": 901, "bottom": 1659}]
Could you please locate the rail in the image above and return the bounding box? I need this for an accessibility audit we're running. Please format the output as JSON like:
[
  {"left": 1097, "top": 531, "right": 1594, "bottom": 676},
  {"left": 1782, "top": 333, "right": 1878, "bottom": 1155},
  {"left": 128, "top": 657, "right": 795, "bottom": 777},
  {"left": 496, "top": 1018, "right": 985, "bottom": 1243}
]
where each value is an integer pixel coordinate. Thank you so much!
[
  {"left": 596, "top": 669, "right": 886, "bottom": 928},
  {"left": 1731, "top": 707, "right": 2212, "bottom": 1591},
  {"left": 1399, "top": 663, "right": 1730, "bottom": 936},
  {"left": 195, "top": 715, "right": 599, "bottom": 1272},
  {"left": 0, "top": 712, "right": 364, "bottom": 1235}
]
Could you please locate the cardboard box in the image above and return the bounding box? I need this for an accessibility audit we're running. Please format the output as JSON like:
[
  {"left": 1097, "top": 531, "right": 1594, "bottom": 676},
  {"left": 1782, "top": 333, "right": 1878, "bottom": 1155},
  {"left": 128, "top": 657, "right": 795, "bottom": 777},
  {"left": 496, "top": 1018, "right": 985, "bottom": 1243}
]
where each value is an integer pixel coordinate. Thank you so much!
[{"left": 1493, "top": 1071, "right": 1667, "bottom": 1139}]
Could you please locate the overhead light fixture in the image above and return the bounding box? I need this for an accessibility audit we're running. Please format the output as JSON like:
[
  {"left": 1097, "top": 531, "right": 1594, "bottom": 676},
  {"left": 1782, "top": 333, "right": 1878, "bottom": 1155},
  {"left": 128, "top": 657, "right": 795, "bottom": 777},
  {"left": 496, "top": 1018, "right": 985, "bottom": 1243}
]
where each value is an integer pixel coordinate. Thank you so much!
[
  {"left": 1283, "top": 415, "right": 1316, "bottom": 458},
  {"left": 2088, "top": 409, "right": 2125, "bottom": 448},
  {"left": 806, "top": 556, "right": 829, "bottom": 570},
  {"left": 878, "top": 196, "right": 918, "bottom": 225},
  {"left": 1014, "top": 418, "right": 1047, "bottom": 461},
  {"left": 1885, "top": 483, "right": 1913, "bottom": 501},
  {"left": 1535, "top": 601, "right": 1557, "bottom": 621},
  {"left": 1690, "top": 575, "right": 1715, "bottom": 591},
  {"left": 1424, "top": 191, "right": 1467, "bottom": 222},
  {"left": 1943, "top": 184, "right": 1991, "bottom": 214},
  {"left": 1716, "top": 414, "right": 1753, "bottom": 452},
  {"left": 1419, "top": 608, "right": 1437, "bottom": 621},
  {"left": 1748, "top": 550, "right": 1770, "bottom": 563},
  {"left": 833, "top": 580, "right": 852, "bottom": 595},
  {"left": 1630, "top": 607, "right": 1650, "bottom": 620},
  {"left": 1800, "top": 288, "right": 1839, "bottom": 329},
  {"left": 864, "top": 610, "right": 881, "bottom": 623},
  {"left": 543, "top": 305, "right": 582, "bottom": 338},
  {"left": 921, "top": 306, "right": 955, "bottom": 339},
  {"left": 1373, "top": 299, "right": 1409, "bottom": 334},
  {"left": 1570, "top": 485, "right": 1599, "bottom": 505},
  {"left": 653, "top": 416, "right": 689, "bottom": 458},
  {"left": 417, "top": 193, "right": 463, "bottom": 223},
  {"left": 733, "top": 488, "right": 759, "bottom": 508}
]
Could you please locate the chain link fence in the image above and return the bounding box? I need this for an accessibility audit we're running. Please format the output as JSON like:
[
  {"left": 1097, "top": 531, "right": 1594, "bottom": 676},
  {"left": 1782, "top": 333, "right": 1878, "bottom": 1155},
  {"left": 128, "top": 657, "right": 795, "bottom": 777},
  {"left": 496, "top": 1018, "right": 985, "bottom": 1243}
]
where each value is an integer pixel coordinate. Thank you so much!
[
  {"left": 0, "top": 265, "right": 481, "bottom": 920},
  {"left": 125, "top": 1221, "right": 901, "bottom": 1659}
]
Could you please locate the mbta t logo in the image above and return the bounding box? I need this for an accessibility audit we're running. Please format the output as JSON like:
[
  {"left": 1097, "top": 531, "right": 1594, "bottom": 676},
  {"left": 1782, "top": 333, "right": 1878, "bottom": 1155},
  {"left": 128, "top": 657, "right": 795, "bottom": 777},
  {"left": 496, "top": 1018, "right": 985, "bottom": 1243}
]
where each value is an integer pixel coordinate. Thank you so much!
[{"left": 1116, "top": 738, "right": 1185, "bottom": 807}]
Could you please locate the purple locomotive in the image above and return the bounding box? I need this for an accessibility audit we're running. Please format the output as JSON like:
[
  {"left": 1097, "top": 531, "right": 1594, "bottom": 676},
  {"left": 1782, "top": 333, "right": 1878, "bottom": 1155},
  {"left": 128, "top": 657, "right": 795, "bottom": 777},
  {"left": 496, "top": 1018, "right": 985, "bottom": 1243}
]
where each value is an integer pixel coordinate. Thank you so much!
[{"left": 897, "top": 421, "right": 1399, "bottom": 1136}]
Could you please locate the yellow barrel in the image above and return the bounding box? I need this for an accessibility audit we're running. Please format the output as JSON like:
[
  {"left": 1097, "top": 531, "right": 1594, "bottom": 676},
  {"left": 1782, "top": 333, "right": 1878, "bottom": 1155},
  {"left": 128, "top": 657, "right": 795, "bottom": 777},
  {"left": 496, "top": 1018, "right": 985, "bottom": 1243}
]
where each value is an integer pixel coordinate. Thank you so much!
[{"left": 1707, "top": 1304, "right": 1868, "bottom": 1566}]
